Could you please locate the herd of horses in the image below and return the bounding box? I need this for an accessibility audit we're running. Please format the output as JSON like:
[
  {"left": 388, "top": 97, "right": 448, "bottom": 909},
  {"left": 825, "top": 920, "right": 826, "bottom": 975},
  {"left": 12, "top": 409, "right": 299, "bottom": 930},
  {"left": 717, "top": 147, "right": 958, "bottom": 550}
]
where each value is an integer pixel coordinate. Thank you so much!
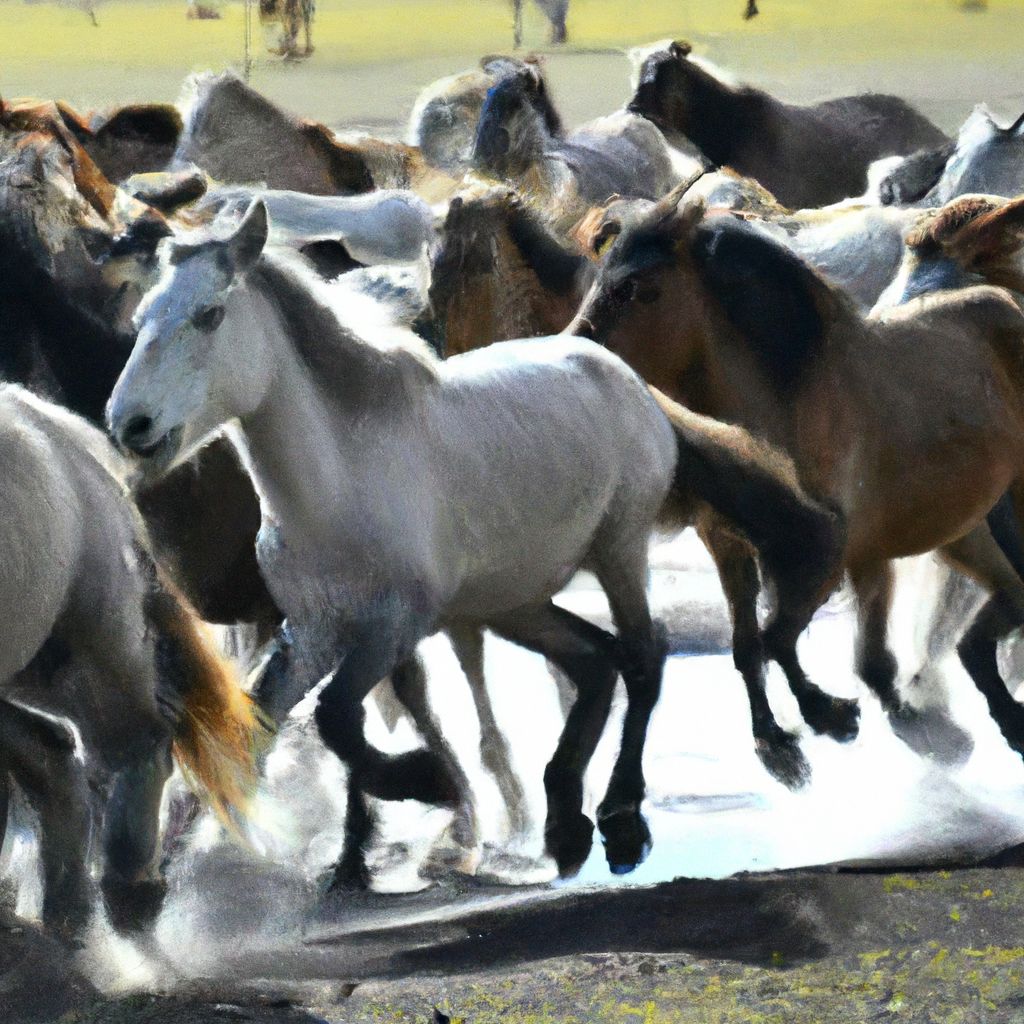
[{"left": 3, "top": 40, "right": 1024, "bottom": 945}]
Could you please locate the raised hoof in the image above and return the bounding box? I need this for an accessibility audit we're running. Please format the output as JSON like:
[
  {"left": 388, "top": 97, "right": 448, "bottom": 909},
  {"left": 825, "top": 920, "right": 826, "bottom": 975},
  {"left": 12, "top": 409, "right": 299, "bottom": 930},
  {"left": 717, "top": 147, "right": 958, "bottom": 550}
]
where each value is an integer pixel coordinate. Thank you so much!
[
  {"left": 101, "top": 877, "right": 168, "bottom": 935},
  {"left": 755, "top": 731, "right": 811, "bottom": 790},
  {"left": 597, "top": 808, "right": 651, "bottom": 875},
  {"left": 798, "top": 690, "right": 861, "bottom": 744},
  {"left": 545, "top": 811, "right": 594, "bottom": 878}
]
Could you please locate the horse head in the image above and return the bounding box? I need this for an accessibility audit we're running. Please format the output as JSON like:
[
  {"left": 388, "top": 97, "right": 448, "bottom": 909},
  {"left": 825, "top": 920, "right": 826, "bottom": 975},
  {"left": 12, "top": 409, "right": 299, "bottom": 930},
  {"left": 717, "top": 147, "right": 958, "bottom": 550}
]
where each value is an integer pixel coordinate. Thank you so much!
[{"left": 472, "top": 62, "right": 555, "bottom": 177}]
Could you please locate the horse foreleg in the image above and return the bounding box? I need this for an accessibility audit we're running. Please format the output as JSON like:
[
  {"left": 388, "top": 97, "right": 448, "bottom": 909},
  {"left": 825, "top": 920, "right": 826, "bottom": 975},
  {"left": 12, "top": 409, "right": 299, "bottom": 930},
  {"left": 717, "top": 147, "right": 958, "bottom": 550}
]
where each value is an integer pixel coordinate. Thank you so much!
[
  {"left": 849, "top": 560, "right": 901, "bottom": 713},
  {"left": 101, "top": 736, "right": 174, "bottom": 934},
  {"left": 448, "top": 624, "right": 530, "bottom": 842},
  {"left": 0, "top": 700, "right": 93, "bottom": 940},
  {"left": 313, "top": 625, "right": 459, "bottom": 890},
  {"left": 488, "top": 603, "right": 617, "bottom": 878},
  {"left": 390, "top": 651, "right": 478, "bottom": 869},
  {"left": 593, "top": 538, "right": 668, "bottom": 876},
  {"left": 698, "top": 515, "right": 811, "bottom": 790}
]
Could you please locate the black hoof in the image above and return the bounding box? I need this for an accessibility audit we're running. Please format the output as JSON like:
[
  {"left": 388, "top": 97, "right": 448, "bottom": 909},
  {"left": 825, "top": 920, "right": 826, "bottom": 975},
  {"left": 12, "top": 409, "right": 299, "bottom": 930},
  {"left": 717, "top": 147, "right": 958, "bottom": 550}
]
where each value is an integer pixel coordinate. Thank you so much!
[
  {"left": 43, "top": 892, "right": 93, "bottom": 946},
  {"left": 328, "top": 857, "right": 371, "bottom": 893},
  {"left": 101, "top": 877, "right": 168, "bottom": 935},
  {"left": 545, "top": 811, "right": 594, "bottom": 878},
  {"left": 798, "top": 690, "right": 860, "bottom": 743},
  {"left": 755, "top": 730, "right": 811, "bottom": 790},
  {"left": 597, "top": 808, "right": 651, "bottom": 875}
]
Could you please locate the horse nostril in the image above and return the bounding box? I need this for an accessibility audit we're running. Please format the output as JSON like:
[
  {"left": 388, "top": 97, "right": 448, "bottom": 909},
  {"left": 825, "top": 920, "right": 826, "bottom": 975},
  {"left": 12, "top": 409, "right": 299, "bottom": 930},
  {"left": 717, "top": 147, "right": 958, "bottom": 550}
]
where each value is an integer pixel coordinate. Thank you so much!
[{"left": 119, "top": 413, "right": 156, "bottom": 452}]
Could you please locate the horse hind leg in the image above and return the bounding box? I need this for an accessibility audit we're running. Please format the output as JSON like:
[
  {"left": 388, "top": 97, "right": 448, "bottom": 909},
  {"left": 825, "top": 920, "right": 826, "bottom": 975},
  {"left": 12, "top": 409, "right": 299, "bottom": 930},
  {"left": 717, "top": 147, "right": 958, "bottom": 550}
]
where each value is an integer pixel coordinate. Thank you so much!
[
  {"left": 699, "top": 517, "right": 811, "bottom": 789},
  {"left": 101, "top": 735, "right": 174, "bottom": 934},
  {"left": 943, "top": 524, "right": 1024, "bottom": 759},
  {"left": 389, "top": 650, "right": 480, "bottom": 874},
  {"left": 488, "top": 603, "right": 618, "bottom": 878},
  {"left": 448, "top": 624, "right": 530, "bottom": 842},
  {"left": 0, "top": 699, "right": 94, "bottom": 940}
]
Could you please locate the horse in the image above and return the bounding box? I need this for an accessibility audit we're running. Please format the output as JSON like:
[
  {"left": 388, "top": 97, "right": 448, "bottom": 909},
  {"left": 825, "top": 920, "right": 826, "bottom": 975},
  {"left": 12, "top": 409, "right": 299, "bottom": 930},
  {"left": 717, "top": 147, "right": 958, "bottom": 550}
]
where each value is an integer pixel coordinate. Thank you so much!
[
  {"left": 194, "top": 186, "right": 435, "bottom": 266},
  {"left": 880, "top": 106, "right": 1024, "bottom": 208},
  {"left": 172, "top": 72, "right": 453, "bottom": 198},
  {"left": 511, "top": 0, "right": 568, "bottom": 46},
  {"left": 408, "top": 55, "right": 560, "bottom": 174},
  {"left": 259, "top": 0, "right": 314, "bottom": 58},
  {"left": 568, "top": 184, "right": 1024, "bottom": 782},
  {"left": 107, "top": 199, "right": 842, "bottom": 884},
  {"left": 428, "top": 186, "right": 593, "bottom": 355},
  {"left": 627, "top": 40, "right": 948, "bottom": 209},
  {"left": 472, "top": 62, "right": 677, "bottom": 227},
  {"left": 0, "top": 385, "right": 266, "bottom": 941}
]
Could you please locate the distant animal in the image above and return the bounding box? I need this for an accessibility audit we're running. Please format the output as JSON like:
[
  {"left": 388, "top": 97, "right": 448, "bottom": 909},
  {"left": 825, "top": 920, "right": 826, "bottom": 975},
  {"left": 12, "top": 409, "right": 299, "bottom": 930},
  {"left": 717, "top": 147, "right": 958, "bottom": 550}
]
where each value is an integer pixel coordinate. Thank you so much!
[
  {"left": 108, "top": 199, "right": 840, "bottom": 884},
  {"left": 0, "top": 385, "right": 266, "bottom": 941},
  {"left": 409, "top": 55, "right": 560, "bottom": 174},
  {"left": 259, "top": 0, "right": 315, "bottom": 58},
  {"left": 879, "top": 105, "right": 1024, "bottom": 208},
  {"left": 512, "top": 0, "right": 568, "bottom": 45},
  {"left": 570, "top": 184, "right": 1024, "bottom": 783},
  {"left": 473, "top": 62, "right": 677, "bottom": 225},
  {"left": 628, "top": 40, "right": 948, "bottom": 208}
]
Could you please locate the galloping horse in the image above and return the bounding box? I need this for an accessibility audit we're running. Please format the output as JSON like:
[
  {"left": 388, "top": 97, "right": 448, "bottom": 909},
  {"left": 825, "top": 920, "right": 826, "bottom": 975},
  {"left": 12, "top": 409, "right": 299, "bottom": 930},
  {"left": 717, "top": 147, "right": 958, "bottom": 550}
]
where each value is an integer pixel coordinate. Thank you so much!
[
  {"left": 108, "top": 200, "right": 840, "bottom": 884},
  {"left": 0, "top": 386, "right": 266, "bottom": 940},
  {"left": 570, "top": 185, "right": 1024, "bottom": 781}
]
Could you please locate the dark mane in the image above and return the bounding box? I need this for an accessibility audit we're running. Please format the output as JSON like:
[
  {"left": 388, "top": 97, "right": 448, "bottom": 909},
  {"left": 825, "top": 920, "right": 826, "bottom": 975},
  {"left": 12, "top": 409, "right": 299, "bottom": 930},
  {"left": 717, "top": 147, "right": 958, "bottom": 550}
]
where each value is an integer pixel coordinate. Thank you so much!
[
  {"left": 504, "top": 198, "right": 583, "bottom": 295},
  {"left": 689, "top": 215, "right": 840, "bottom": 392}
]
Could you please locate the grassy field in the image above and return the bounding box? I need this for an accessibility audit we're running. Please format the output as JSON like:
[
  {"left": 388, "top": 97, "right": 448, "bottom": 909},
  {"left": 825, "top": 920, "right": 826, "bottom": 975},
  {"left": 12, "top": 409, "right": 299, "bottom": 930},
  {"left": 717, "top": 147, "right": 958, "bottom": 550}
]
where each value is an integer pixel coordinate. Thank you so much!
[{"left": 3, "top": 0, "right": 1024, "bottom": 132}]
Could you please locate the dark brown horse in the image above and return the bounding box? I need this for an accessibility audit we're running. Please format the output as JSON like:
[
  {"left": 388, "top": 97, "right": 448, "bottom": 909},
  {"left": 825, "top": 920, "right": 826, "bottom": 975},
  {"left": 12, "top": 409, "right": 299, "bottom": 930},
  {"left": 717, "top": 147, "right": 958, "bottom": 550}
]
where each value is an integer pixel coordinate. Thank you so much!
[
  {"left": 628, "top": 41, "right": 948, "bottom": 208},
  {"left": 569, "top": 185, "right": 1024, "bottom": 781}
]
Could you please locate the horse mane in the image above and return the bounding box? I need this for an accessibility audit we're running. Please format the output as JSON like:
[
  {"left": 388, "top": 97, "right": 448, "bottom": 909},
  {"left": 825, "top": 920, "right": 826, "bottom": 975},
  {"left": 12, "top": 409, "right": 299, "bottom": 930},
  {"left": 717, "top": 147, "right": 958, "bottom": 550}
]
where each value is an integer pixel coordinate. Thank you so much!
[
  {"left": 503, "top": 196, "right": 583, "bottom": 294},
  {"left": 688, "top": 214, "right": 850, "bottom": 392},
  {"left": 247, "top": 251, "right": 438, "bottom": 389}
]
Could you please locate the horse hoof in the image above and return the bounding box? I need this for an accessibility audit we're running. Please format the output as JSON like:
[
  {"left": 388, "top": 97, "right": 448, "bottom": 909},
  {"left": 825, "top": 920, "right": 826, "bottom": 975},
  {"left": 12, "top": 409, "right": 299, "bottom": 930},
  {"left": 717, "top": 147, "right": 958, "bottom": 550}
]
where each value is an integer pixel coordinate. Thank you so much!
[
  {"left": 801, "top": 692, "right": 861, "bottom": 743},
  {"left": 545, "top": 812, "right": 594, "bottom": 878},
  {"left": 597, "top": 808, "right": 651, "bottom": 875},
  {"left": 888, "top": 704, "right": 975, "bottom": 766},
  {"left": 101, "top": 877, "right": 168, "bottom": 935},
  {"left": 755, "top": 732, "right": 811, "bottom": 790}
]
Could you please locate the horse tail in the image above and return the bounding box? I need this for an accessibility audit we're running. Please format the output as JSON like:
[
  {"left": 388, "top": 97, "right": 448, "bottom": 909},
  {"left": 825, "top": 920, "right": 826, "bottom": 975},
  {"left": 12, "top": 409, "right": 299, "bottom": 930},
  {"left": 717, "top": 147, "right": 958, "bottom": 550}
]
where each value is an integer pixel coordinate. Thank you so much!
[
  {"left": 651, "top": 387, "right": 845, "bottom": 587},
  {"left": 144, "top": 561, "right": 272, "bottom": 832},
  {"left": 987, "top": 488, "right": 1024, "bottom": 583}
]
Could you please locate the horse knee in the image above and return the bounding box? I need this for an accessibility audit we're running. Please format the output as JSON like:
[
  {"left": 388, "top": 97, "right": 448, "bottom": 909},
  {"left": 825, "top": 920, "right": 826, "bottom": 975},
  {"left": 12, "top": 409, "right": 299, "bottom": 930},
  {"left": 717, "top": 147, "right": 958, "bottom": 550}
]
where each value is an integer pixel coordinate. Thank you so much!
[{"left": 313, "top": 691, "right": 365, "bottom": 762}]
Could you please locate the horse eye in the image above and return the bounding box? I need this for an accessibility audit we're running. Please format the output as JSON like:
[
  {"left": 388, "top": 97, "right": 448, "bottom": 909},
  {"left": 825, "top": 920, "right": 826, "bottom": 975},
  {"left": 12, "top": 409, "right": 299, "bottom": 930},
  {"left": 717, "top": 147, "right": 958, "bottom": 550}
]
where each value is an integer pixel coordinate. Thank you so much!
[
  {"left": 636, "top": 283, "right": 661, "bottom": 305},
  {"left": 613, "top": 277, "right": 639, "bottom": 304},
  {"left": 192, "top": 305, "right": 225, "bottom": 332}
]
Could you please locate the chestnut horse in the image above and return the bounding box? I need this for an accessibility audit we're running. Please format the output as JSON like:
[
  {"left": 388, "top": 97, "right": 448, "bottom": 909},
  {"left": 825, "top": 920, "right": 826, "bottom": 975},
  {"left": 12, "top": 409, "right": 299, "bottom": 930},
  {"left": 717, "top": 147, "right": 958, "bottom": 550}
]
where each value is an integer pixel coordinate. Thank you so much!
[{"left": 569, "top": 184, "right": 1024, "bottom": 782}]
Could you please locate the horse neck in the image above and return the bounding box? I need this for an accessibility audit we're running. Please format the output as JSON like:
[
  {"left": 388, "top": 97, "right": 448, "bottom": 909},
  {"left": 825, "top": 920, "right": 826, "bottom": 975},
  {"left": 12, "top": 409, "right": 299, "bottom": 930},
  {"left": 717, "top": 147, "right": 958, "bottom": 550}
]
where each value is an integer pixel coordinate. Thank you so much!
[
  {"left": 230, "top": 269, "right": 426, "bottom": 535},
  {"left": 682, "top": 74, "right": 762, "bottom": 167}
]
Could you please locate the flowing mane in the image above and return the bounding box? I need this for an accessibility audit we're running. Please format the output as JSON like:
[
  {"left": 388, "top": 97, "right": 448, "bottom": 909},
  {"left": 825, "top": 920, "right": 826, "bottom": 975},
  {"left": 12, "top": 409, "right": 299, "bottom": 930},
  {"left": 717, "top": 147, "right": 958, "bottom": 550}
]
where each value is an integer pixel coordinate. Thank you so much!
[{"left": 246, "top": 250, "right": 439, "bottom": 390}]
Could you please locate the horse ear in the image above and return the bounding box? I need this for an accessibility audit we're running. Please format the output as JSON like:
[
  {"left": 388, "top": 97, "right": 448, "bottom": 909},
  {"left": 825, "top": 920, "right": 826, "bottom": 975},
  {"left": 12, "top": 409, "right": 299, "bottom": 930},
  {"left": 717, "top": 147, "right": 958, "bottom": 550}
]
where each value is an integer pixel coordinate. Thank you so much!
[
  {"left": 669, "top": 40, "right": 692, "bottom": 60},
  {"left": 228, "top": 199, "right": 268, "bottom": 274},
  {"left": 948, "top": 195, "right": 1024, "bottom": 264}
]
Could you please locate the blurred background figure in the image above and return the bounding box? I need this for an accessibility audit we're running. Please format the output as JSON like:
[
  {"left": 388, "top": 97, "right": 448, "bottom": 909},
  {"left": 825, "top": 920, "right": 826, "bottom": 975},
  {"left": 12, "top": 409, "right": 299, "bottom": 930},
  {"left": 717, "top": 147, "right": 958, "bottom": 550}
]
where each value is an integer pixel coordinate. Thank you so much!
[
  {"left": 512, "top": 0, "right": 568, "bottom": 46},
  {"left": 260, "top": 0, "right": 314, "bottom": 58}
]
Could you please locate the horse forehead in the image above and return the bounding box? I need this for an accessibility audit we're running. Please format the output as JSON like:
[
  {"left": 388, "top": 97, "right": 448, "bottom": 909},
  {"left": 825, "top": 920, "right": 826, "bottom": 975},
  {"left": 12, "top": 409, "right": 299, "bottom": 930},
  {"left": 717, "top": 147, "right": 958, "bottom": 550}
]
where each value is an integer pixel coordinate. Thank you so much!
[{"left": 144, "top": 252, "right": 227, "bottom": 323}]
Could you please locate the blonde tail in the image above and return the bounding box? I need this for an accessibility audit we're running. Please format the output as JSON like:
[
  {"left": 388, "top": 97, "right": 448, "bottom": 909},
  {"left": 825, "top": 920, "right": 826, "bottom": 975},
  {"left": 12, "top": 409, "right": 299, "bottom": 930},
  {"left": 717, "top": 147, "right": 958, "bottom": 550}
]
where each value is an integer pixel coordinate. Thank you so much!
[{"left": 147, "top": 568, "right": 273, "bottom": 833}]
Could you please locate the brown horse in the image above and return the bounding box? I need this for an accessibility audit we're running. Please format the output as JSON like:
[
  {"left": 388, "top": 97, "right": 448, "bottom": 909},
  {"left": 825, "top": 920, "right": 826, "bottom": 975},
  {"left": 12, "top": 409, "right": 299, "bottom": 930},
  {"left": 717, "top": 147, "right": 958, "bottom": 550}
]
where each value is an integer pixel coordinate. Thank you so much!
[{"left": 569, "top": 184, "right": 1024, "bottom": 782}]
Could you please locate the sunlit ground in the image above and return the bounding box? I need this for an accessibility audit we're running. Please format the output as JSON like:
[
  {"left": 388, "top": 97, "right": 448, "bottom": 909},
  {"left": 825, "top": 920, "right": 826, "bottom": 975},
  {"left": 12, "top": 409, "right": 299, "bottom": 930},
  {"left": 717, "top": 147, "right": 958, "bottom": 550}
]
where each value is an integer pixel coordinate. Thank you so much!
[{"left": 3, "top": 0, "right": 1024, "bottom": 131}]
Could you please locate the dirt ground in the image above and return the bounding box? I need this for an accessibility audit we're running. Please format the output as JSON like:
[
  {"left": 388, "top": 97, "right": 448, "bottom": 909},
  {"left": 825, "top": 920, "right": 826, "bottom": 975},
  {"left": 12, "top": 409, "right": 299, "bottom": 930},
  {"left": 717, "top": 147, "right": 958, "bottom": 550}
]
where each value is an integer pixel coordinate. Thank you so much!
[{"left": 8, "top": 856, "right": 1024, "bottom": 1023}]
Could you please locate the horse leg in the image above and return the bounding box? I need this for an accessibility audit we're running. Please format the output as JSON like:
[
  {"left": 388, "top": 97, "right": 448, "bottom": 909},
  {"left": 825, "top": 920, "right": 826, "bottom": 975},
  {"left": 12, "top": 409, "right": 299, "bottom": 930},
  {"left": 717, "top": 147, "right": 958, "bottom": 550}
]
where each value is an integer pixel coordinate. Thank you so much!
[
  {"left": 0, "top": 700, "right": 93, "bottom": 939},
  {"left": 313, "top": 629, "right": 461, "bottom": 890},
  {"left": 389, "top": 650, "right": 479, "bottom": 865},
  {"left": 512, "top": 0, "right": 523, "bottom": 47},
  {"left": 940, "top": 526, "right": 1024, "bottom": 758},
  {"left": 699, "top": 518, "right": 810, "bottom": 788},
  {"left": 251, "top": 623, "right": 312, "bottom": 729},
  {"left": 848, "top": 561, "right": 901, "bottom": 713},
  {"left": 487, "top": 603, "right": 617, "bottom": 877},
  {"left": 101, "top": 735, "right": 174, "bottom": 934},
  {"left": 447, "top": 624, "right": 530, "bottom": 841},
  {"left": 593, "top": 537, "right": 669, "bottom": 874}
]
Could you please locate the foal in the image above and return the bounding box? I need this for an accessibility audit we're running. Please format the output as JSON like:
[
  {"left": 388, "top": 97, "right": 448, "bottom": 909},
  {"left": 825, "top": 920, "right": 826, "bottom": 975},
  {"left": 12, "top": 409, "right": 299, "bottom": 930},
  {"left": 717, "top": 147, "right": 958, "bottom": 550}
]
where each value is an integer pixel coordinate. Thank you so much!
[
  {"left": 108, "top": 201, "right": 840, "bottom": 884},
  {"left": 571, "top": 186, "right": 1024, "bottom": 778}
]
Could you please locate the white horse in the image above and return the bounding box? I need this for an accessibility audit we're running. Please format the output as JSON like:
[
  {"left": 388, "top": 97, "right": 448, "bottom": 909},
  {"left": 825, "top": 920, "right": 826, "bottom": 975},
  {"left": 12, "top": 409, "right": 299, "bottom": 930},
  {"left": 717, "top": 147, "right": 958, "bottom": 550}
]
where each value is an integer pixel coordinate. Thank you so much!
[
  {"left": 0, "top": 385, "right": 266, "bottom": 940},
  {"left": 108, "top": 200, "right": 841, "bottom": 887}
]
